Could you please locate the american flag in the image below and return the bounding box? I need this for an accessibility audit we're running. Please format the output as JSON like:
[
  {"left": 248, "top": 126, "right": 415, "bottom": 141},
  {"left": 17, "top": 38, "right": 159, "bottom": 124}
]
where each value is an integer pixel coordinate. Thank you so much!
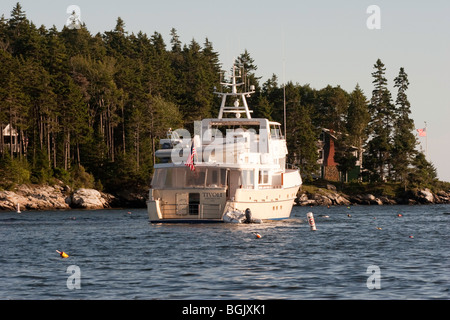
[
  {"left": 417, "top": 128, "right": 426, "bottom": 137},
  {"left": 185, "top": 140, "right": 196, "bottom": 171}
]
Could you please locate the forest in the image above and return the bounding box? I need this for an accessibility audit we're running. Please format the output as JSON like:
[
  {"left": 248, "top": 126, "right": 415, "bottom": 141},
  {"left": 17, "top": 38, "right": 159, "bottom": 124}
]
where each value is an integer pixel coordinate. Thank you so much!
[{"left": 0, "top": 3, "right": 442, "bottom": 196}]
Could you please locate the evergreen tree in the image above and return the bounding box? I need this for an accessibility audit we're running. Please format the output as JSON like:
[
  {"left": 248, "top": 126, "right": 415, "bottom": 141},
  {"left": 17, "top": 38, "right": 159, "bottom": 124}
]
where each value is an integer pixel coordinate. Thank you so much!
[
  {"left": 346, "top": 84, "right": 370, "bottom": 174},
  {"left": 392, "top": 67, "right": 417, "bottom": 189},
  {"left": 409, "top": 152, "right": 437, "bottom": 188},
  {"left": 314, "top": 85, "right": 349, "bottom": 132},
  {"left": 366, "top": 59, "right": 395, "bottom": 181},
  {"left": 261, "top": 74, "right": 282, "bottom": 122},
  {"left": 169, "top": 27, "right": 182, "bottom": 53},
  {"left": 235, "top": 50, "right": 261, "bottom": 107},
  {"left": 284, "top": 82, "right": 319, "bottom": 180},
  {"left": 7, "top": 3, "right": 41, "bottom": 59},
  {"left": 103, "top": 17, "right": 129, "bottom": 58}
]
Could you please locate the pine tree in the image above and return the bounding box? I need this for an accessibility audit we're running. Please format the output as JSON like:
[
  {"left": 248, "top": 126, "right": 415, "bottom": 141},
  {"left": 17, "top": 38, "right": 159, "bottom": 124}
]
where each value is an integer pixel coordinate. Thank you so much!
[
  {"left": 103, "top": 17, "right": 128, "bottom": 58},
  {"left": 261, "top": 74, "right": 282, "bottom": 122},
  {"left": 346, "top": 84, "right": 370, "bottom": 172},
  {"left": 366, "top": 59, "right": 395, "bottom": 181},
  {"left": 169, "top": 27, "right": 182, "bottom": 53},
  {"left": 409, "top": 152, "right": 437, "bottom": 188},
  {"left": 284, "top": 82, "right": 319, "bottom": 180},
  {"left": 314, "top": 85, "right": 349, "bottom": 132},
  {"left": 392, "top": 67, "right": 418, "bottom": 189},
  {"left": 7, "top": 3, "right": 41, "bottom": 59},
  {"left": 235, "top": 50, "right": 261, "bottom": 107}
]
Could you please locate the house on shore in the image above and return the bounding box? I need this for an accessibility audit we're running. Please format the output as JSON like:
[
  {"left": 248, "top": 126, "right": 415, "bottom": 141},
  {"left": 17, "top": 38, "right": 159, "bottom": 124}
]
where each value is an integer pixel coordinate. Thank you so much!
[
  {"left": 317, "top": 128, "right": 363, "bottom": 182},
  {"left": 1, "top": 124, "right": 26, "bottom": 154}
]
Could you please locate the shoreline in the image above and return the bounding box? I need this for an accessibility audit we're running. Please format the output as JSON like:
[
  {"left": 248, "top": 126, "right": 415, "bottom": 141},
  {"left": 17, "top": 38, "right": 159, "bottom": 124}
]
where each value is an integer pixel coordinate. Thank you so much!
[
  {"left": 296, "top": 183, "right": 450, "bottom": 207},
  {"left": 1, "top": 183, "right": 449, "bottom": 212},
  {"left": 0, "top": 183, "right": 145, "bottom": 211}
]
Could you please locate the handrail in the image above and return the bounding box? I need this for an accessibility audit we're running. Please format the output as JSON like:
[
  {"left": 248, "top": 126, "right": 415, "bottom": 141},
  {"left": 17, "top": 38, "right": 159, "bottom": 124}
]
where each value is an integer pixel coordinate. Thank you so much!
[{"left": 160, "top": 202, "right": 222, "bottom": 218}]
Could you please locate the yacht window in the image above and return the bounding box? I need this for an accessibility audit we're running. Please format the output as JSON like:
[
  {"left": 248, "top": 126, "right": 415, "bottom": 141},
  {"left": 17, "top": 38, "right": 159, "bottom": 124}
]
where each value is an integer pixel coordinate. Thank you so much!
[
  {"left": 259, "top": 170, "right": 269, "bottom": 184},
  {"left": 206, "top": 168, "right": 226, "bottom": 188},
  {"left": 153, "top": 167, "right": 227, "bottom": 189},
  {"left": 241, "top": 170, "right": 254, "bottom": 188},
  {"left": 270, "top": 125, "right": 283, "bottom": 139},
  {"left": 207, "top": 168, "right": 219, "bottom": 187},
  {"left": 151, "top": 169, "right": 166, "bottom": 188},
  {"left": 221, "top": 169, "right": 227, "bottom": 187},
  {"left": 186, "top": 169, "right": 206, "bottom": 187},
  {"left": 164, "top": 167, "right": 186, "bottom": 188}
]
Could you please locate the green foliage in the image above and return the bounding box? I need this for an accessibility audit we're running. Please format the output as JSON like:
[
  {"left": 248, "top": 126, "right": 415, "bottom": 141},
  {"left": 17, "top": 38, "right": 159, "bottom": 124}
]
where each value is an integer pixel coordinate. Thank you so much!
[
  {"left": 391, "top": 67, "right": 417, "bottom": 189},
  {"left": 366, "top": 59, "right": 396, "bottom": 180},
  {"left": 69, "top": 165, "right": 95, "bottom": 189},
  {"left": 0, "top": 3, "right": 445, "bottom": 194},
  {"left": 0, "top": 153, "right": 30, "bottom": 187}
]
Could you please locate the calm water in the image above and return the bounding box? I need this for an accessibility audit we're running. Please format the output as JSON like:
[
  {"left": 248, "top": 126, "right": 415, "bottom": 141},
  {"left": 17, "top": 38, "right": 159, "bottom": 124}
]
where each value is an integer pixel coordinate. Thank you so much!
[{"left": 0, "top": 204, "right": 448, "bottom": 300}]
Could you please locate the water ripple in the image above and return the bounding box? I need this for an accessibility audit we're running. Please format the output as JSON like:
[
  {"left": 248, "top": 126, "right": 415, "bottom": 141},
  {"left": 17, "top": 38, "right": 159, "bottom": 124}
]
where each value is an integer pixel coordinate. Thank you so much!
[{"left": 0, "top": 205, "right": 449, "bottom": 299}]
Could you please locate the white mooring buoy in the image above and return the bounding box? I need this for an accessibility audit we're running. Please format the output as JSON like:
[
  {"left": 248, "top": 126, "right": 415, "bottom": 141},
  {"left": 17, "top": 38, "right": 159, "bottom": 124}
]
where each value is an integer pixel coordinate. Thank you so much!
[
  {"left": 16, "top": 203, "right": 21, "bottom": 214},
  {"left": 307, "top": 212, "right": 316, "bottom": 231}
]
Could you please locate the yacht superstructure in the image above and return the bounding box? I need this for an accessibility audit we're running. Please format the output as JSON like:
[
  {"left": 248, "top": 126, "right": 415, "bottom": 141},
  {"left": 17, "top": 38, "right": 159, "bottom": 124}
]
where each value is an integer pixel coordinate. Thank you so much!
[{"left": 147, "top": 65, "right": 302, "bottom": 223}]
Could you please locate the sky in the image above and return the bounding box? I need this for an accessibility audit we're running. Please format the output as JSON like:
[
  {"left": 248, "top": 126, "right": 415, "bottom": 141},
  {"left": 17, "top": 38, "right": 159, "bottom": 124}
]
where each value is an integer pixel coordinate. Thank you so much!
[{"left": 2, "top": 0, "right": 450, "bottom": 182}]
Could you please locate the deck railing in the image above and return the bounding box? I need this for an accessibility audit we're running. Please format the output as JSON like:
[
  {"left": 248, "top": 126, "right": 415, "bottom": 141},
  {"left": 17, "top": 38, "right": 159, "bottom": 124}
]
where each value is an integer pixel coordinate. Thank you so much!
[{"left": 160, "top": 203, "right": 223, "bottom": 219}]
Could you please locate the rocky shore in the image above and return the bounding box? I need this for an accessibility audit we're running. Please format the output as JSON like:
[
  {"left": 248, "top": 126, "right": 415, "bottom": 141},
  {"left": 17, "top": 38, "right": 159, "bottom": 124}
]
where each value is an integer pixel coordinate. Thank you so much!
[
  {"left": 0, "top": 183, "right": 145, "bottom": 211},
  {"left": 0, "top": 183, "right": 449, "bottom": 212},
  {"left": 296, "top": 184, "right": 450, "bottom": 206}
]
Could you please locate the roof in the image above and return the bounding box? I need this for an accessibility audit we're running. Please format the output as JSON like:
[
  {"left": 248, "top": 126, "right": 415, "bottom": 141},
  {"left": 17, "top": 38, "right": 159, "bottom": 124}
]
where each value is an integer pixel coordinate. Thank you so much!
[{"left": 2, "top": 124, "right": 18, "bottom": 137}]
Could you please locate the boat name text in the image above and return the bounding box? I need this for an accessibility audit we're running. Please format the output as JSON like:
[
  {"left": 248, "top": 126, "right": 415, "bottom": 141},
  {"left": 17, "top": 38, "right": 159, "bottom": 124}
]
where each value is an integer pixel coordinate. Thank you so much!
[{"left": 203, "top": 192, "right": 223, "bottom": 198}]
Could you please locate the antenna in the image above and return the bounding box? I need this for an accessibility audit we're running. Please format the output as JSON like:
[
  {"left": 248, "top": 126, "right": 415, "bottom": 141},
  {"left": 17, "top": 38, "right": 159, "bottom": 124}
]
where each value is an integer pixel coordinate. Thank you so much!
[
  {"left": 214, "top": 64, "right": 254, "bottom": 119},
  {"left": 282, "top": 28, "right": 287, "bottom": 140}
]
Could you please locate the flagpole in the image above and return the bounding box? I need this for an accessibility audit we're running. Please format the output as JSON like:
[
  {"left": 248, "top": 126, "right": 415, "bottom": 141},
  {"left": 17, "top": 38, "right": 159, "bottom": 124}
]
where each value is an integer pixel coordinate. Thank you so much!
[
  {"left": 425, "top": 121, "right": 427, "bottom": 159},
  {"left": 282, "top": 29, "right": 286, "bottom": 143}
]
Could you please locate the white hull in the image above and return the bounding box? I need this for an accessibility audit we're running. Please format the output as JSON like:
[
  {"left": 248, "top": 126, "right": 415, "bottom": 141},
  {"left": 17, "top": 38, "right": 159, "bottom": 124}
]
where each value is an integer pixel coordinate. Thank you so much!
[
  {"left": 148, "top": 169, "right": 301, "bottom": 223},
  {"left": 147, "top": 186, "right": 299, "bottom": 223}
]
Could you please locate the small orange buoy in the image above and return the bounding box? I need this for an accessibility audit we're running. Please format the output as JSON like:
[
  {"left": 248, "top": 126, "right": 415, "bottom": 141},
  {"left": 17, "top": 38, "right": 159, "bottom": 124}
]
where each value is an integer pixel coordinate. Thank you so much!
[
  {"left": 253, "top": 232, "right": 262, "bottom": 239},
  {"left": 397, "top": 213, "right": 403, "bottom": 217},
  {"left": 409, "top": 235, "right": 414, "bottom": 239},
  {"left": 376, "top": 227, "right": 382, "bottom": 230},
  {"left": 56, "top": 250, "right": 69, "bottom": 258}
]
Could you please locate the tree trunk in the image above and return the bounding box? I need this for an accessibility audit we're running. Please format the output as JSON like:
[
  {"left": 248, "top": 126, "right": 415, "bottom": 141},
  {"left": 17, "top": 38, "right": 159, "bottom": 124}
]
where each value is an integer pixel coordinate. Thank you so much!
[{"left": 122, "top": 103, "right": 126, "bottom": 156}]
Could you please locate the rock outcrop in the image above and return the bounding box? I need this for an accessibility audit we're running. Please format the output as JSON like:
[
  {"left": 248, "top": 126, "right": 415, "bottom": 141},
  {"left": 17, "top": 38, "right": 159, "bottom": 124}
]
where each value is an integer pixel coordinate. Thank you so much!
[
  {"left": 0, "top": 184, "right": 71, "bottom": 211},
  {"left": 0, "top": 184, "right": 118, "bottom": 211},
  {"left": 296, "top": 187, "right": 450, "bottom": 206},
  {"left": 67, "top": 188, "right": 114, "bottom": 209},
  {"left": 296, "top": 190, "right": 351, "bottom": 206}
]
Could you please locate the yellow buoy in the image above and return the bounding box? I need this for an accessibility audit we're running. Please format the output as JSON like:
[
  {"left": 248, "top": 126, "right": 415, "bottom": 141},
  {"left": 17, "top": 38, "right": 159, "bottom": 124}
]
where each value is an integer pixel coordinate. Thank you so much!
[{"left": 56, "top": 250, "right": 69, "bottom": 258}]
